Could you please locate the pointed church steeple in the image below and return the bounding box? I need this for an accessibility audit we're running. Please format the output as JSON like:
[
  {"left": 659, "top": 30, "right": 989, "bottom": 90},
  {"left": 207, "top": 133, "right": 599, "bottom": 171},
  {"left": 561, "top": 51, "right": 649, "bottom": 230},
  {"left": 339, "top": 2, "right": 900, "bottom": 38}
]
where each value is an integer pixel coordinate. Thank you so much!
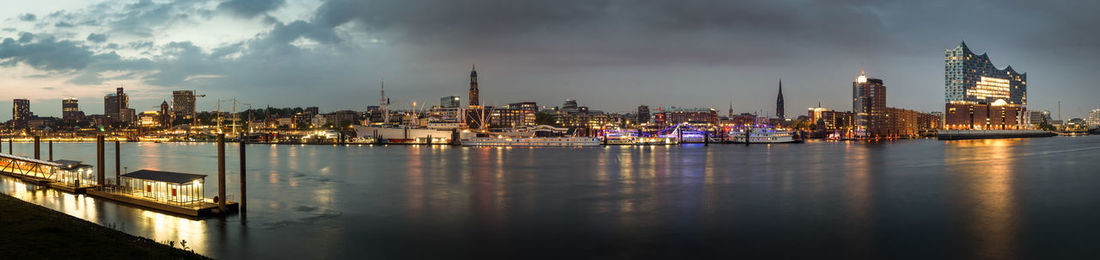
[
  {"left": 776, "top": 79, "right": 785, "bottom": 119},
  {"left": 469, "top": 64, "right": 479, "bottom": 106}
]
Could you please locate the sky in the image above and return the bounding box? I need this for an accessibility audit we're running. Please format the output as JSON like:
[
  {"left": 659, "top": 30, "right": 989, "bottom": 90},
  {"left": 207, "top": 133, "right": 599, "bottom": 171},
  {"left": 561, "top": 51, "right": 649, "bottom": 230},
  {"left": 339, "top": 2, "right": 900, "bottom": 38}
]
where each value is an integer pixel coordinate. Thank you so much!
[{"left": 0, "top": 0, "right": 1098, "bottom": 121}]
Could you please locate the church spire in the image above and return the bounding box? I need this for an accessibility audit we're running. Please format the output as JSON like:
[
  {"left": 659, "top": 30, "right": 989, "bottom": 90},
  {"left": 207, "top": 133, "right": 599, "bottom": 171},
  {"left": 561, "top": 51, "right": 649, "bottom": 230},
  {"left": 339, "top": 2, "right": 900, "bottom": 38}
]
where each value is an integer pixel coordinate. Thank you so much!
[
  {"left": 469, "top": 64, "right": 480, "bottom": 106},
  {"left": 776, "top": 79, "right": 785, "bottom": 119}
]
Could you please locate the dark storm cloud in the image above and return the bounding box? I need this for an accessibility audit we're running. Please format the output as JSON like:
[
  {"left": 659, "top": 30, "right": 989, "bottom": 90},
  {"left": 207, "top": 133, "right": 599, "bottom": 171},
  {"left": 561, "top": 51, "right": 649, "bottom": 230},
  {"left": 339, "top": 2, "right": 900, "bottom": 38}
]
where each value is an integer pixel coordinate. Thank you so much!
[
  {"left": 0, "top": 35, "right": 94, "bottom": 70},
  {"left": 297, "top": 0, "right": 898, "bottom": 66},
  {"left": 4, "top": 0, "right": 1099, "bottom": 116},
  {"left": 18, "top": 13, "right": 36, "bottom": 22},
  {"left": 109, "top": 0, "right": 212, "bottom": 37},
  {"left": 217, "top": 0, "right": 286, "bottom": 18},
  {"left": 86, "top": 33, "right": 108, "bottom": 43}
]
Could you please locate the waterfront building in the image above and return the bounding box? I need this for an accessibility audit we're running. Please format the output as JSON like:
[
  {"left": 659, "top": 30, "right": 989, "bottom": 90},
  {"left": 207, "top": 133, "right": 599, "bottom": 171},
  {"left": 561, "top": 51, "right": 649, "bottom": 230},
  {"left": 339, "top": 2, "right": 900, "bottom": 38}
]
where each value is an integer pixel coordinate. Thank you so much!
[
  {"left": 637, "top": 105, "right": 651, "bottom": 124},
  {"left": 490, "top": 102, "right": 537, "bottom": 128},
  {"left": 441, "top": 96, "right": 461, "bottom": 108},
  {"left": 139, "top": 111, "right": 162, "bottom": 128},
  {"left": 654, "top": 108, "right": 718, "bottom": 127},
  {"left": 172, "top": 90, "right": 197, "bottom": 122},
  {"left": 776, "top": 80, "right": 785, "bottom": 119},
  {"left": 1089, "top": 109, "right": 1100, "bottom": 127},
  {"left": 1026, "top": 110, "right": 1052, "bottom": 126},
  {"left": 62, "top": 98, "right": 84, "bottom": 121},
  {"left": 944, "top": 42, "right": 1027, "bottom": 129},
  {"left": 884, "top": 107, "right": 920, "bottom": 138},
  {"left": 853, "top": 71, "right": 887, "bottom": 138},
  {"left": 105, "top": 88, "right": 134, "bottom": 123},
  {"left": 921, "top": 112, "right": 944, "bottom": 131},
  {"left": 323, "top": 110, "right": 360, "bottom": 126},
  {"left": 945, "top": 100, "right": 1024, "bottom": 130},
  {"left": 428, "top": 105, "right": 465, "bottom": 129},
  {"left": 12, "top": 99, "right": 31, "bottom": 128}
]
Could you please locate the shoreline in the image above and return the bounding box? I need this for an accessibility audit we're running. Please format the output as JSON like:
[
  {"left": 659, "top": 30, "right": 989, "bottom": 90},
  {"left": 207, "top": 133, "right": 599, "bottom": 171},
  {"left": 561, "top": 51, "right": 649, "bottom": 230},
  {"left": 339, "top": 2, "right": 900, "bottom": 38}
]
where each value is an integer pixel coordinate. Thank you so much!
[{"left": 0, "top": 193, "right": 210, "bottom": 260}]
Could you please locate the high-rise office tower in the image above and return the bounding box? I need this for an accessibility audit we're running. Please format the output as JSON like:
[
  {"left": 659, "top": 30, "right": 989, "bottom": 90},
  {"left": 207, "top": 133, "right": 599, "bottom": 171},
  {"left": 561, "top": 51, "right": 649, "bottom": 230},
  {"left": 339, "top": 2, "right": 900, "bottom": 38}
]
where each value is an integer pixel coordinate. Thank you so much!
[
  {"left": 62, "top": 98, "right": 83, "bottom": 121},
  {"left": 13, "top": 99, "right": 31, "bottom": 124},
  {"left": 105, "top": 87, "right": 130, "bottom": 122},
  {"left": 441, "top": 96, "right": 461, "bottom": 108},
  {"left": 853, "top": 71, "right": 886, "bottom": 137},
  {"left": 172, "top": 90, "right": 197, "bottom": 121},
  {"left": 637, "top": 105, "right": 651, "bottom": 124}
]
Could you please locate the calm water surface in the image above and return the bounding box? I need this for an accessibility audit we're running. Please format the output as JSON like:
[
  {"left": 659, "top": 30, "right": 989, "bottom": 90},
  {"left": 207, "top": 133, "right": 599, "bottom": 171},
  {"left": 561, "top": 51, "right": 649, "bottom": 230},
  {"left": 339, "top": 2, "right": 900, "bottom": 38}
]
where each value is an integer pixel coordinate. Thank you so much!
[{"left": 2, "top": 136, "right": 1100, "bottom": 259}]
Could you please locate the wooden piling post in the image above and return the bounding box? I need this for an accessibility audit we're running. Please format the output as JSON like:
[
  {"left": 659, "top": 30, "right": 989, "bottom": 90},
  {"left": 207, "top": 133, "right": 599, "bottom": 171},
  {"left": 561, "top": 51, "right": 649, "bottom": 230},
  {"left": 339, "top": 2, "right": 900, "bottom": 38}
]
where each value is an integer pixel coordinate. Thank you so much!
[
  {"left": 34, "top": 136, "right": 40, "bottom": 159},
  {"left": 97, "top": 135, "right": 105, "bottom": 186},
  {"left": 239, "top": 139, "right": 246, "bottom": 214},
  {"left": 48, "top": 140, "right": 52, "bottom": 161},
  {"left": 115, "top": 140, "right": 121, "bottom": 185},
  {"left": 217, "top": 134, "right": 226, "bottom": 212}
]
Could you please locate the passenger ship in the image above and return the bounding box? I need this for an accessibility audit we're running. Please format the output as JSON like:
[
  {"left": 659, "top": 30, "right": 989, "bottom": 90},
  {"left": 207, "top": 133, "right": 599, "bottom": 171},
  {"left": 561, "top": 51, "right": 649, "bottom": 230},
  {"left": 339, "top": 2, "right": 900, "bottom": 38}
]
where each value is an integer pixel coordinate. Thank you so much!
[
  {"left": 728, "top": 127, "right": 799, "bottom": 144},
  {"left": 460, "top": 125, "right": 600, "bottom": 147}
]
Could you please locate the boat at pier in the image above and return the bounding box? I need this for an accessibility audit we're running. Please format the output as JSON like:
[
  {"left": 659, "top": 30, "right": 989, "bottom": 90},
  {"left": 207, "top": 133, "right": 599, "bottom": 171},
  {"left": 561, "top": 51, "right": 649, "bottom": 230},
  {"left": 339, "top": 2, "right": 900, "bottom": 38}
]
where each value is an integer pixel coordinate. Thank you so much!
[
  {"left": 353, "top": 125, "right": 454, "bottom": 144},
  {"left": 728, "top": 127, "right": 799, "bottom": 144},
  {"left": 461, "top": 125, "right": 600, "bottom": 147}
]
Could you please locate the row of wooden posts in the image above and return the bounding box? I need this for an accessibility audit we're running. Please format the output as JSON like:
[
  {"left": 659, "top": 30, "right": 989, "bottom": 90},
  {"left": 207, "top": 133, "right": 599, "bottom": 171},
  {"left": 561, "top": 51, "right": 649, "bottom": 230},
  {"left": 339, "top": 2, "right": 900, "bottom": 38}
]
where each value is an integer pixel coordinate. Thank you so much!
[{"left": 0, "top": 135, "right": 246, "bottom": 216}]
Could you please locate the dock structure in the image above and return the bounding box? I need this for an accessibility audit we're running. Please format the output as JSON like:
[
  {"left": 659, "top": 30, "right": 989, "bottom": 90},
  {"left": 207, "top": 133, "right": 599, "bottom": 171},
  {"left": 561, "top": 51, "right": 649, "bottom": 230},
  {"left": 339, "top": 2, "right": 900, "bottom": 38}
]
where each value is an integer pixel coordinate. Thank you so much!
[
  {"left": 0, "top": 153, "right": 98, "bottom": 193},
  {"left": 87, "top": 169, "right": 238, "bottom": 217},
  {"left": 0, "top": 137, "right": 241, "bottom": 218}
]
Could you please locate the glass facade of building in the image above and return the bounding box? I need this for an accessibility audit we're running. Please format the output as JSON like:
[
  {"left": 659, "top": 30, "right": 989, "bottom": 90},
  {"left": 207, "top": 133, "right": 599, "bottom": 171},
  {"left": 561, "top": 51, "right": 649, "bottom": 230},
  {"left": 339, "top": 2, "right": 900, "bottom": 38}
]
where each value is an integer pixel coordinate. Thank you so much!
[{"left": 945, "top": 42, "right": 1027, "bottom": 106}]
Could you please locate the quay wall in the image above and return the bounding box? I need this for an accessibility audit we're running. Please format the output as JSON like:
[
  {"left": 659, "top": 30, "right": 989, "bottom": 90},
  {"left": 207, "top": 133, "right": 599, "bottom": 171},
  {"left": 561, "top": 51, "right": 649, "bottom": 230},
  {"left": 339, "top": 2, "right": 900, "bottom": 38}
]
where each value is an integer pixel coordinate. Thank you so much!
[{"left": 937, "top": 130, "right": 1056, "bottom": 140}]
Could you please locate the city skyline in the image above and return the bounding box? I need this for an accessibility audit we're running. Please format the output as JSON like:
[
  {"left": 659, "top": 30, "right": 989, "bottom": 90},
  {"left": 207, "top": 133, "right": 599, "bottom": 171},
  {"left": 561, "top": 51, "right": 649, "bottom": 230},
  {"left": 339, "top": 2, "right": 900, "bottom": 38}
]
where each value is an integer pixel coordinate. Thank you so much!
[{"left": 1, "top": 1, "right": 1099, "bottom": 120}]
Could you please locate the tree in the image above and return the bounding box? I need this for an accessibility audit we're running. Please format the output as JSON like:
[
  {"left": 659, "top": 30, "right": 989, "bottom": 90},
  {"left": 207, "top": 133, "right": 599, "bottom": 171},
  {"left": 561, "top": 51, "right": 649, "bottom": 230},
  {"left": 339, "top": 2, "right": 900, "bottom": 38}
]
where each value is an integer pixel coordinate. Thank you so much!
[
  {"left": 534, "top": 111, "right": 556, "bottom": 126},
  {"left": 1038, "top": 122, "right": 1056, "bottom": 131}
]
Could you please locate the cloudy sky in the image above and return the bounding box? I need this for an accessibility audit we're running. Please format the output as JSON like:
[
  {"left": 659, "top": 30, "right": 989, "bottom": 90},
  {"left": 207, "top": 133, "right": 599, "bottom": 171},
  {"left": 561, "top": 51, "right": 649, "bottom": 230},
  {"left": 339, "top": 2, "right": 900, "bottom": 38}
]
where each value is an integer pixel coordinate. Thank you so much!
[{"left": 1, "top": 0, "right": 1097, "bottom": 121}]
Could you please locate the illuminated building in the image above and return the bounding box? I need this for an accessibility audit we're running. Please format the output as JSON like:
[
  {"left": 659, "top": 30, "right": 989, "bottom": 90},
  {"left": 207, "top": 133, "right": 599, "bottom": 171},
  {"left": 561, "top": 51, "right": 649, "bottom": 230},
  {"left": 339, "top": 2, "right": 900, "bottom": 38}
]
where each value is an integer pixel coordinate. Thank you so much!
[
  {"left": 118, "top": 170, "right": 206, "bottom": 206},
  {"left": 1026, "top": 110, "right": 1051, "bottom": 126},
  {"left": 172, "top": 90, "right": 197, "bottom": 121},
  {"left": 12, "top": 99, "right": 31, "bottom": 128},
  {"left": 62, "top": 98, "right": 84, "bottom": 121},
  {"left": 654, "top": 108, "right": 718, "bottom": 127},
  {"left": 945, "top": 100, "right": 1024, "bottom": 130},
  {"left": 1089, "top": 109, "right": 1100, "bottom": 127},
  {"left": 441, "top": 96, "right": 461, "bottom": 108},
  {"left": 945, "top": 42, "right": 1027, "bottom": 105},
  {"left": 944, "top": 42, "right": 1027, "bottom": 129},
  {"left": 105, "top": 87, "right": 134, "bottom": 123},
  {"left": 489, "top": 102, "right": 537, "bottom": 128},
  {"left": 139, "top": 111, "right": 162, "bottom": 128},
  {"left": 637, "top": 105, "right": 650, "bottom": 124},
  {"left": 853, "top": 71, "right": 887, "bottom": 138}
]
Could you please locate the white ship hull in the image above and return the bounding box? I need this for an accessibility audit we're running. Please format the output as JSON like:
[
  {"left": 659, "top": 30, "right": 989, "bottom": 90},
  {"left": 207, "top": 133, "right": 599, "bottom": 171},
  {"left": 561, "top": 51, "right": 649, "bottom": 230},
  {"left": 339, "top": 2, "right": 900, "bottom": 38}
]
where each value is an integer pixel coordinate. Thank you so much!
[
  {"left": 728, "top": 129, "right": 798, "bottom": 144},
  {"left": 354, "top": 126, "right": 453, "bottom": 143},
  {"left": 462, "top": 137, "right": 600, "bottom": 146}
]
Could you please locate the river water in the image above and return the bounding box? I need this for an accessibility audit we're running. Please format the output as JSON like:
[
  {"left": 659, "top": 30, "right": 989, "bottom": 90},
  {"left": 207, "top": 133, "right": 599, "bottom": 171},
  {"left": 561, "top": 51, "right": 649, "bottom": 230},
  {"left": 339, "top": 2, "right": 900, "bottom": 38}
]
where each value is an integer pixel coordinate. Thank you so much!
[{"left": 2, "top": 136, "right": 1100, "bottom": 259}]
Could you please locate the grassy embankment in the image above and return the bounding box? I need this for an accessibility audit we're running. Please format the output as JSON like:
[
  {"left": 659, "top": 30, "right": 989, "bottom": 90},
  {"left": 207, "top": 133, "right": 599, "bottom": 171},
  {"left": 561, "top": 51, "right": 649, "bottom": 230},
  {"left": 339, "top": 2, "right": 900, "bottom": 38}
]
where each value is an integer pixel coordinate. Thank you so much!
[{"left": 0, "top": 194, "right": 210, "bottom": 259}]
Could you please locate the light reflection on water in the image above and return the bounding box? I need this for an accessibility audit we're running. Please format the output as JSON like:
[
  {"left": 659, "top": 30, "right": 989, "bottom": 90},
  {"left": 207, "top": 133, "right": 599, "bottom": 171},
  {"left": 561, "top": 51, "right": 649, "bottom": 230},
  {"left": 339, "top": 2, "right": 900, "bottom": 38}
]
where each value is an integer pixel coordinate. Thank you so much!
[{"left": 0, "top": 137, "right": 1098, "bottom": 259}]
